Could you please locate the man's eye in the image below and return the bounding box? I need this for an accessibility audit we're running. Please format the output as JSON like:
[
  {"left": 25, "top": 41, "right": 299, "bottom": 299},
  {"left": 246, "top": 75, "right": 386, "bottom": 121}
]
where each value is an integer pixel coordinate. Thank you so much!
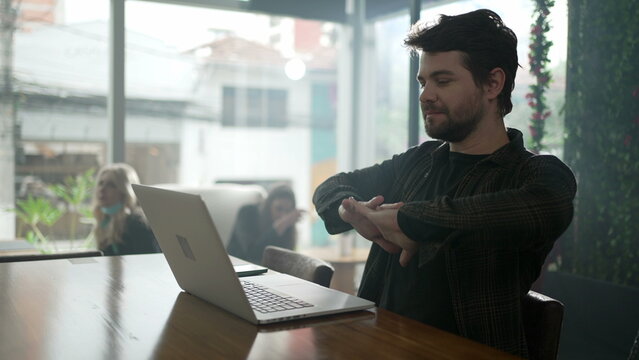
[
  {"left": 418, "top": 82, "right": 425, "bottom": 89},
  {"left": 436, "top": 79, "right": 451, "bottom": 85}
]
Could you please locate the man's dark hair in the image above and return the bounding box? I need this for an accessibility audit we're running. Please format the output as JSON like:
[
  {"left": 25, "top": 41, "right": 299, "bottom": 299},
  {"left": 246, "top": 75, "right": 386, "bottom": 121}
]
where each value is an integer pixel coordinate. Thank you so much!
[{"left": 404, "top": 9, "right": 519, "bottom": 116}]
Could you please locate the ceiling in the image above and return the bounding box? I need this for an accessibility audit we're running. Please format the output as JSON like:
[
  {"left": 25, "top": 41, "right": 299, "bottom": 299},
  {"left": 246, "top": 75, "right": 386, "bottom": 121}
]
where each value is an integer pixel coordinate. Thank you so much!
[{"left": 142, "top": 0, "right": 453, "bottom": 23}]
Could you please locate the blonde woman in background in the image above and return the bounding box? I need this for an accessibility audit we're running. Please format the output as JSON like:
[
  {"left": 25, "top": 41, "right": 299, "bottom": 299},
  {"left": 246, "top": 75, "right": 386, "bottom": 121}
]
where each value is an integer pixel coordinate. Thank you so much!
[{"left": 92, "top": 163, "right": 160, "bottom": 256}]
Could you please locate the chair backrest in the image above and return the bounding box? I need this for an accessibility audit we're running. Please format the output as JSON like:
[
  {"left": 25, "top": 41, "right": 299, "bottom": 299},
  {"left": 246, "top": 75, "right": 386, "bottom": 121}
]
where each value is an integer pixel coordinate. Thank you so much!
[
  {"left": 154, "top": 183, "right": 266, "bottom": 248},
  {"left": 522, "top": 290, "right": 565, "bottom": 360},
  {"left": 262, "top": 246, "right": 334, "bottom": 288},
  {"left": 0, "top": 250, "right": 103, "bottom": 263}
]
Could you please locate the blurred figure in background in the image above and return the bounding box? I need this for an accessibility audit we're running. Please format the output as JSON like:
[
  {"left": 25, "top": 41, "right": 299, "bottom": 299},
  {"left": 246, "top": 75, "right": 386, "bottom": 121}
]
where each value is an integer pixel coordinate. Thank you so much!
[
  {"left": 227, "top": 183, "right": 303, "bottom": 264},
  {"left": 17, "top": 176, "right": 56, "bottom": 201},
  {"left": 92, "top": 163, "right": 160, "bottom": 256}
]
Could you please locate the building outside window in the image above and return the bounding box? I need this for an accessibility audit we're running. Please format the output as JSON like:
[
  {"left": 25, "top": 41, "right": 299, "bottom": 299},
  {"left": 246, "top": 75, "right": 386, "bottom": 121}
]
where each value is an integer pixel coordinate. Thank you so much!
[{"left": 222, "top": 87, "right": 288, "bottom": 128}]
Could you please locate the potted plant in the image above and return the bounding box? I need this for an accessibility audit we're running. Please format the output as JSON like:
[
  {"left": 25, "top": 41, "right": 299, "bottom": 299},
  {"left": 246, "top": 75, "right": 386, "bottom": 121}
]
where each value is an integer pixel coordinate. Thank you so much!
[{"left": 10, "top": 168, "right": 96, "bottom": 253}]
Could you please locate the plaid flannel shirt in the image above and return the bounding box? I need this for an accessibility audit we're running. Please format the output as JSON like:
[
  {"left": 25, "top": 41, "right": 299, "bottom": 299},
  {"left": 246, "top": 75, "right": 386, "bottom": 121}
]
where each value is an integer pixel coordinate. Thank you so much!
[{"left": 313, "top": 128, "right": 576, "bottom": 358}]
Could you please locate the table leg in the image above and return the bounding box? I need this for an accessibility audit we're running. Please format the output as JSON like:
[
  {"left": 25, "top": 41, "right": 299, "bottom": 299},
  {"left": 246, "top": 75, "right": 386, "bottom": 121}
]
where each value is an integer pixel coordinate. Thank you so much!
[{"left": 330, "top": 263, "right": 357, "bottom": 295}]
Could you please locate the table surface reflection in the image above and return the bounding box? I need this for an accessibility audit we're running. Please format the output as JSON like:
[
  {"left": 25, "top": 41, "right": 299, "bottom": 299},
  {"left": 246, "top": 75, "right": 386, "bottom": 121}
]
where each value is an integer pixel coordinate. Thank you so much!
[{"left": 0, "top": 254, "right": 520, "bottom": 359}]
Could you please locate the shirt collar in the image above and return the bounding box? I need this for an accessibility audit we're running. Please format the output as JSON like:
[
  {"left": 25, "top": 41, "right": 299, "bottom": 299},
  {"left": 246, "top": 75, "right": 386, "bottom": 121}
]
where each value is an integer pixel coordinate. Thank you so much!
[{"left": 430, "top": 128, "right": 526, "bottom": 166}]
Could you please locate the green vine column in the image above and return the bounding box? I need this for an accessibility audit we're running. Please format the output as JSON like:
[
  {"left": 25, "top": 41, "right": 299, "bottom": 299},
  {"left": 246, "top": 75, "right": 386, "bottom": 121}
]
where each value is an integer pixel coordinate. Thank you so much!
[
  {"left": 526, "top": 0, "right": 554, "bottom": 153},
  {"left": 563, "top": 0, "right": 639, "bottom": 287}
]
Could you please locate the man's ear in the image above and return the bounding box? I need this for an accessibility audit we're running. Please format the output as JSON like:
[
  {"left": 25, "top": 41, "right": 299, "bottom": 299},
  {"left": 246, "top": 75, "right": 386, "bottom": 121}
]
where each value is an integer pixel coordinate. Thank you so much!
[{"left": 484, "top": 67, "right": 506, "bottom": 100}]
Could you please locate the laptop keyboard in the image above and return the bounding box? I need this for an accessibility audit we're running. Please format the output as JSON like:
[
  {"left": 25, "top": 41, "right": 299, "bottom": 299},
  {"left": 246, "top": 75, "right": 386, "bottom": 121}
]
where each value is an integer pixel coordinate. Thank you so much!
[{"left": 241, "top": 280, "right": 314, "bottom": 314}]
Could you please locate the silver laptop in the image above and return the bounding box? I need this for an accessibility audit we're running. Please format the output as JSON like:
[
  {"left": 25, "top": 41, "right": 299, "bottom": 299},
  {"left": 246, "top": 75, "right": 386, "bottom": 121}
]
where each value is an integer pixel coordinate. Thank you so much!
[{"left": 133, "top": 184, "right": 374, "bottom": 324}]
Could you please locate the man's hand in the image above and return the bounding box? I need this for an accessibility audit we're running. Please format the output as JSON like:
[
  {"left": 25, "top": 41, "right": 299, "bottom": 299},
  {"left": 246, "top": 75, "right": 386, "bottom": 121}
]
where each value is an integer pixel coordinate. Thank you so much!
[
  {"left": 346, "top": 198, "right": 418, "bottom": 267},
  {"left": 339, "top": 196, "right": 401, "bottom": 254}
]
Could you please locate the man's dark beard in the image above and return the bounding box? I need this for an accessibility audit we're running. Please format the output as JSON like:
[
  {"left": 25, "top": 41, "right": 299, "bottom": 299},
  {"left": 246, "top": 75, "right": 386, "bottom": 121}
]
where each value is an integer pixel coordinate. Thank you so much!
[
  {"left": 424, "top": 113, "right": 481, "bottom": 142},
  {"left": 423, "top": 100, "right": 483, "bottom": 143}
]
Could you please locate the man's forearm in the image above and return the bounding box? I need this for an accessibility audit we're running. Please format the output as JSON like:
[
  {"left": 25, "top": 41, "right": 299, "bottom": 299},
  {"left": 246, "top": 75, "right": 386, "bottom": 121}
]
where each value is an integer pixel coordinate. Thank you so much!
[{"left": 398, "top": 158, "right": 576, "bottom": 250}]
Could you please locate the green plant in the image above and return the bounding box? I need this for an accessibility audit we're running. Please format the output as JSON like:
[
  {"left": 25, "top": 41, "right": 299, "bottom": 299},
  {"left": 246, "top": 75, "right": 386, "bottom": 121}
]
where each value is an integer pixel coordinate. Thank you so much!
[
  {"left": 8, "top": 168, "right": 97, "bottom": 253},
  {"left": 10, "top": 195, "right": 63, "bottom": 253},
  {"left": 562, "top": 0, "right": 639, "bottom": 287},
  {"left": 527, "top": 0, "right": 554, "bottom": 153},
  {"left": 49, "top": 168, "right": 96, "bottom": 249}
]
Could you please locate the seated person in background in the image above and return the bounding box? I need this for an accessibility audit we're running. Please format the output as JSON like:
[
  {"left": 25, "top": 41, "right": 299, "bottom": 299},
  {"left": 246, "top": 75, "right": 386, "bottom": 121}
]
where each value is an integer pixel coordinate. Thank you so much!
[
  {"left": 227, "top": 184, "right": 303, "bottom": 264},
  {"left": 92, "top": 163, "right": 160, "bottom": 256}
]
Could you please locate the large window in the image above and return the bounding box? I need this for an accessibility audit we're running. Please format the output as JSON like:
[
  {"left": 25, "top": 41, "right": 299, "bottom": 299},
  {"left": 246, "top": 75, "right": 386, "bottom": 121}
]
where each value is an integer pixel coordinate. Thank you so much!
[
  {"left": 1, "top": 0, "right": 108, "bottom": 249},
  {"left": 417, "top": 0, "right": 568, "bottom": 155},
  {"left": 123, "top": 1, "right": 344, "bottom": 248},
  {"left": 1, "top": 0, "right": 568, "bottom": 254},
  {"left": 370, "top": 0, "right": 568, "bottom": 160}
]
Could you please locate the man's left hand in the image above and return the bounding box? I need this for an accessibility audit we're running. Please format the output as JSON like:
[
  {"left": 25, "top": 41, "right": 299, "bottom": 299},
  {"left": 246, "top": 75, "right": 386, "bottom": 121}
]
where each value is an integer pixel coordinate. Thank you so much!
[{"left": 346, "top": 199, "right": 418, "bottom": 267}]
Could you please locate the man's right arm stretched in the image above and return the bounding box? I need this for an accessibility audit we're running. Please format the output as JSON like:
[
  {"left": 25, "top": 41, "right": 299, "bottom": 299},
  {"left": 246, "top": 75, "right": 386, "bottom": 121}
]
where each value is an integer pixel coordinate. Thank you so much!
[{"left": 313, "top": 152, "right": 402, "bottom": 234}]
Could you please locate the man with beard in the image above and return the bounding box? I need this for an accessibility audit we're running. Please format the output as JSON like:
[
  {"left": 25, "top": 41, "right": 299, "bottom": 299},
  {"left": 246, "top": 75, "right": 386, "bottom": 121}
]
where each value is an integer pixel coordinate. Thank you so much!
[{"left": 312, "top": 9, "right": 576, "bottom": 358}]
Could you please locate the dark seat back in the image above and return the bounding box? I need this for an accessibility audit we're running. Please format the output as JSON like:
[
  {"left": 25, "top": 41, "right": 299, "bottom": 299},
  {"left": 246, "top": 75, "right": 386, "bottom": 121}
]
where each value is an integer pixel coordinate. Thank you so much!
[
  {"left": 262, "top": 246, "right": 334, "bottom": 287},
  {"left": 522, "top": 290, "right": 565, "bottom": 360}
]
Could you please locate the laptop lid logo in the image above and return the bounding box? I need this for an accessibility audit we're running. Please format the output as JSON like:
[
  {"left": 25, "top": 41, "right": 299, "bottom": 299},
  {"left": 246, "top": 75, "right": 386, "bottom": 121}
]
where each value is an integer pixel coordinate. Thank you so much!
[{"left": 176, "top": 235, "right": 196, "bottom": 261}]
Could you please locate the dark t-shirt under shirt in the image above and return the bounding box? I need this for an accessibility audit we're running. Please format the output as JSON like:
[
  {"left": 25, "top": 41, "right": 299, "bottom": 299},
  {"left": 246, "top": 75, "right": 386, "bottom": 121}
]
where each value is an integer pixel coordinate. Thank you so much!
[{"left": 382, "top": 151, "right": 488, "bottom": 334}]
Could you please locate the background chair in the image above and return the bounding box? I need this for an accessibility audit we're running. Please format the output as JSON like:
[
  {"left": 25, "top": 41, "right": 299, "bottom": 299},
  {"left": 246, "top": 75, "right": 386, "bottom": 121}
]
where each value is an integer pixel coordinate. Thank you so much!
[
  {"left": 155, "top": 183, "right": 266, "bottom": 248},
  {"left": 522, "top": 290, "right": 565, "bottom": 360},
  {"left": 262, "top": 245, "right": 334, "bottom": 288},
  {"left": 0, "top": 250, "right": 103, "bottom": 263}
]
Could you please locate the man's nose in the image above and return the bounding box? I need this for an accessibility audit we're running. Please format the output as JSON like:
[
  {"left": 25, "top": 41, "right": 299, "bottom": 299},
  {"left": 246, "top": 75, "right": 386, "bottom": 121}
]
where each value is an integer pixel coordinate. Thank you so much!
[{"left": 419, "top": 83, "right": 437, "bottom": 103}]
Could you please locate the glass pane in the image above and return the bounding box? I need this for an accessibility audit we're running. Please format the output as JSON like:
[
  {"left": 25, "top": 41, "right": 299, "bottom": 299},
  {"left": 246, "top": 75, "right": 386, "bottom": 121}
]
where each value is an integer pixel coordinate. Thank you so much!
[
  {"left": 1, "top": 0, "right": 108, "bottom": 251},
  {"left": 124, "top": 1, "right": 344, "bottom": 248},
  {"left": 372, "top": 14, "right": 410, "bottom": 163},
  {"left": 418, "top": 0, "right": 568, "bottom": 156},
  {"left": 371, "top": 0, "right": 568, "bottom": 163}
]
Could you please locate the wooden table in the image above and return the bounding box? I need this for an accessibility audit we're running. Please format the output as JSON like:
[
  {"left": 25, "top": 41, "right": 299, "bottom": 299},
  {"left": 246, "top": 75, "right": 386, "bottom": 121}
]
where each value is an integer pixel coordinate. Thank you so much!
[
  {"left": 0, "top": 254, "right": 521, "bottom": 360},
  {"left": 301, "top": 246, "right": 370, "bottom": 294}
]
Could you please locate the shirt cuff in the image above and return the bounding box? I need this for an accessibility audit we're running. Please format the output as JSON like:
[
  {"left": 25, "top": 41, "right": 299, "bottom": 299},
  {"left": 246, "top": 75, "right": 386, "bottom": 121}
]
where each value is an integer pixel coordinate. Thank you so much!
[
  {"left": 321, "top": 200, "right": 354, "bottom": 234},
  {"left": 397, "top": 207, "right": 452, "bottom": 243}
]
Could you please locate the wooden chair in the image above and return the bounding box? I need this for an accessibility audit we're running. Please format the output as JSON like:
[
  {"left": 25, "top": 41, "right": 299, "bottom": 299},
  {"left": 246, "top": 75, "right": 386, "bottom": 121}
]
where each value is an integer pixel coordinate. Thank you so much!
[
  {"left": 262, "top": 246, "right": 334, "bottom": 288},
  {"left": 0, "top": 250, "right": 103, "bottom": 263},
  {"left": 522, "top": 290, "right": 565, "bottom": 360}
]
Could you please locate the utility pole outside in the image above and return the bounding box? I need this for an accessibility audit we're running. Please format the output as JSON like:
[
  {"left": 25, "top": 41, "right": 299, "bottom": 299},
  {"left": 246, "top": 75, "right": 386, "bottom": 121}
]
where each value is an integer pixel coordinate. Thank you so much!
[{"left": 0, "top": 0, "right": 17, "bottom": 239}]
